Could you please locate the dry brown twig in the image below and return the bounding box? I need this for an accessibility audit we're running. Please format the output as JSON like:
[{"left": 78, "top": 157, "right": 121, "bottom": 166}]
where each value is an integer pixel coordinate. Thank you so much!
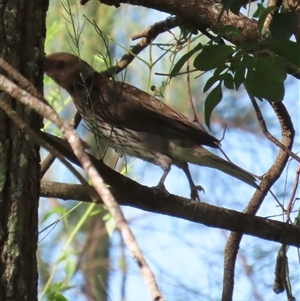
[
  {"left": 101, "top": 16, "right": 185, "bottom": 78},
  {"left": 185, "top": 35, "right": 200, "bottom": 124},
  {"left": 286, "top": 164, "right": 300, "bottom": 222}
]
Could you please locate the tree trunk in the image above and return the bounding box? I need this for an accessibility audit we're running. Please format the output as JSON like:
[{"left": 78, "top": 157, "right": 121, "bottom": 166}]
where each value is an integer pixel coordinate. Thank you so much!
[{"left": 0, "top": 0, "right": 48, "bottom": 300}]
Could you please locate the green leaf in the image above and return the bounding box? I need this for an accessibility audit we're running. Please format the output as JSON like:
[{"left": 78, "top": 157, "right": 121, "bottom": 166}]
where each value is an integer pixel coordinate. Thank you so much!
[
  {"left": 257, "top": 6, "right": 277, "bottom": 33},
  {"left": 234, "top": 55, "right": 254, "bottom": 90},
  {"left": 203, "top": 75, "right": 220, "bottom": 93},
  {"left": 103, "top": 212, "right": 116, "bottom": 236},
  {"left": 204, "top": 83, "right": 223, "bottom": 128},
  {"left": 245, "top": 56, "right": 286, "bottom": 101},
  {"left": 229, "top": 55, "right": 241, "bottom": 73},
  {"left": 170, "top": 43, "right": 203, "bottom": 78},
  {"left": 194, "top": 45, "right": 235, "bottom": 71},
  {"left": 270, "top": 12, "right": 293, "bottom": 40},
  {"left": 253, "top": 3, "right": 265, "bottom": 18},
  {"left": 266, "top": 58, "right": 287, "bottom": 82},
  {"left": 216, "top": 25, "right": 243, "bottom": 38},
  {"left": 223, "top": 73, "right": 234, "bottom": 89},
  {"left": 221, "top": 0, "right": 244, "bottom": 14},
  {"left": 65, "top": 258, "right": 76, "bottom": 280},
  {"left": 213, "top": 64, "right": 228, "bottom": 76},
  {"left": 47, "top": 292, "right": 68, "bottom": 301},
  {"left": 262, "top": 39, "right": 300, "bottom": 67},
  {"left": 179, "top": 24, "right": 199, "bottom": 38},
  {"left": 229, "top": 0, "right": 245, "bottom": 15}
]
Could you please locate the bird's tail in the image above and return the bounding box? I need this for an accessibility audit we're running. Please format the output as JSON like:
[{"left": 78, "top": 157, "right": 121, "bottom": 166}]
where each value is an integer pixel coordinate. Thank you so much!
[{"left": 170, "top": 144, "right": 259, "bottom": 189}]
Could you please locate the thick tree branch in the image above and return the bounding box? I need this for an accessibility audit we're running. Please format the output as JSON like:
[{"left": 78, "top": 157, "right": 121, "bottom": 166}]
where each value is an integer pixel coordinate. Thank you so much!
[
  {"left": 39, "top": 180, "right": 300, "bottom": 246},
  {"left": 38, "top": 133, "right": 300, "bottom": 247},
  {"left": 86, "top": 0, "right": 300, "bottom": 79},
  {"left": 93, "top": 0, "right": 260, "bottom": 45}
]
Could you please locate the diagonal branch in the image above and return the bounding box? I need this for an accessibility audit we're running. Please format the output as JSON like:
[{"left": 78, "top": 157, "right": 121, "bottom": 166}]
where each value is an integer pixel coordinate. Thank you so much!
[
  {"left": 222, "top": 100, "right": 295, "bottom": 301},
  {"left": 0, "top": 70, "right": 164, "bottom": 301},
  {"left": 100, "top": 16, "right": 185, "bottom": 78},
  {"left": 248, "top": 93, "right": 300, "bottom": 163}
]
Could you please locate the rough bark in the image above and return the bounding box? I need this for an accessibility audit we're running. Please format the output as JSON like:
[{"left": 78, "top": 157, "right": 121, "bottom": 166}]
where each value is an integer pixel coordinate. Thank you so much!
[
  {"left": 97, "top": 0, "right": 260, "bottom": 45},
  {"left": 0, "top": 0, "right": 48, "bottom": 300}
]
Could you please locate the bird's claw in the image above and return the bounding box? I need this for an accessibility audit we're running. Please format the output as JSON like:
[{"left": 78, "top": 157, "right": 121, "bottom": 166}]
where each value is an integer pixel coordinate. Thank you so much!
[{"left": 191, "top": 185, "right": 205, "bottom": 201}]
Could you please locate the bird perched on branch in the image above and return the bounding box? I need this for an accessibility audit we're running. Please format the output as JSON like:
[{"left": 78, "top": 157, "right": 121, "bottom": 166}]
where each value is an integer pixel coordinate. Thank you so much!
[{"left": 44, "top": 52, "right": 258, "bottom": 200}]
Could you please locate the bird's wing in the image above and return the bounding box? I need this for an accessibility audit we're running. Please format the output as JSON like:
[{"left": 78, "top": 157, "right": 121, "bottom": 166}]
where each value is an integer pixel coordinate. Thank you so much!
[{"left": 95, "top": 78, "right": 220, "bottom": 148}]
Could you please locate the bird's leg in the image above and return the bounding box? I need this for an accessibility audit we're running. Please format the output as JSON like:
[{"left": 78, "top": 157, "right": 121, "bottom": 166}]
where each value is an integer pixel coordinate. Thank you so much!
[
  {"left": 155, "top": 168, "right": 171, "bottom": 195},
  {"left": 177, "top": 162, "right": 204, "bottom": 201},
  {"left": 152, "top": 153, "right": 172, "bottom": 196}
]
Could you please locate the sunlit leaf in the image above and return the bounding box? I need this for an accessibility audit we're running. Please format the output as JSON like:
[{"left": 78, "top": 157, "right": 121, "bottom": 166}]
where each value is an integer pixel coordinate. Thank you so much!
[
  {"left": 103, "top": 212, "right": 116, "bottom": 236},
  {"left": 47, "top": 292, "right": 68, "bottom": 301},
  {"left": 253, "top": 3, "right": 265, "bottom": 18},
  {"left": 65, "top": 258, "right": 76, "bottom": 280}
]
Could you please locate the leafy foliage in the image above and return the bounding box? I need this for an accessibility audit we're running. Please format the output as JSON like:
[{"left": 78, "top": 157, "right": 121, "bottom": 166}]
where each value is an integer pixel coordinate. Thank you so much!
[
  {"left": 220, "top": 0, "right": 246, "bottom": 15},
  {"left": 193, "top": 45, "right": 235, "bottom": 71},
  {"left": 171, "top": 32, "right": 299, "bottom": 127},
  {"left": 169, "top": 1, "right": 300, "bottom": 127}
]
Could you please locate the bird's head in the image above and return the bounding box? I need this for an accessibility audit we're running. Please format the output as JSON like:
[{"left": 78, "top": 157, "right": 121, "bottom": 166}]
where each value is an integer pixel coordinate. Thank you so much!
[{"left": 44, "top": 52, "right": 96, "bottom": 91}]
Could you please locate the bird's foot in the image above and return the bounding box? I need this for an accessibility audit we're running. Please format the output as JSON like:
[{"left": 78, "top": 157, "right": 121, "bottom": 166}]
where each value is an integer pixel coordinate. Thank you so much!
[
  {"left": 190, "top": 185, "right": 205, "bottom": 201},
  {"left": 152, "top": 183, "right": 170, "bottom": 197}
]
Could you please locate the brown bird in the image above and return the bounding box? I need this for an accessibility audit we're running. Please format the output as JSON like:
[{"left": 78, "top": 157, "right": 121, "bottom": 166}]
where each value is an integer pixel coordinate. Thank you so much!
[{"left": 44, "top": 52, "right": 258, "bottom": 200}]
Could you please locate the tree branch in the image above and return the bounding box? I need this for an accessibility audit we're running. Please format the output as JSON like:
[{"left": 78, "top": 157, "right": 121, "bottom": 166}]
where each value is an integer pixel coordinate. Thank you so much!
[
  {"left": 38, "top": 133, "right": 300, "bottom": 247},
  {"left": 100, "top": 16, "right": 185, "bottom": 78},
  {"left": 92, "top": 0, "right": 260, "bottom": 45},
  {"left": 222, "top": 100, "right": 295, "bottom": 301}
]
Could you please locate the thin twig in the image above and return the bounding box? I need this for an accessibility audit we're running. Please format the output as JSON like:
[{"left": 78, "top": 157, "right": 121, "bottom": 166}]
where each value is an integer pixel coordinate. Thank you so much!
[
  {"left": 186, "top": 35, "right": 199, "bottom": 124},
  {"left": 100, "top": 16, "right": 185, "bottom": 78},
  {"left": 248, "top": 93, "right": 300, "bottom": 163},
  {"left": 286, "top": 164, "right": 300, "bottom": 222}
]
